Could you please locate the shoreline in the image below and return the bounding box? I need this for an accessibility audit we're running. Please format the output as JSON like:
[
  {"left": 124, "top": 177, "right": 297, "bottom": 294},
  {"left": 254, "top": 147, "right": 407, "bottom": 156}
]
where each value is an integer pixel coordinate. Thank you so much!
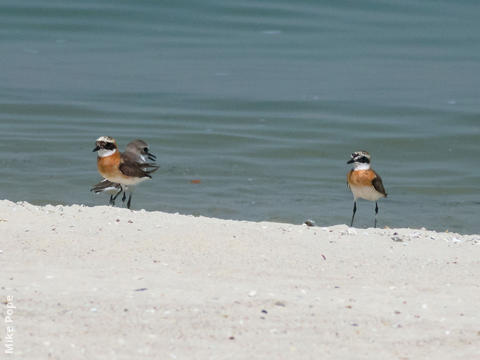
[{"left": 2, "top": 200, "right": 479, "bottom": 359}]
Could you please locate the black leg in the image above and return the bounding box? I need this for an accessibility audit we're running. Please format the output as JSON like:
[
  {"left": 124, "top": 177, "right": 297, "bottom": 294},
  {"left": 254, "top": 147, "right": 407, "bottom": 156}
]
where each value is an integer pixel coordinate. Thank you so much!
[
  {"left": 109, "top": 195, "right": 115, "bottom": 206},
  {"left": 350, "top": 201, "right": 357, "bottom": 227},
  {"left": 122, "top": 191, "right": 126, "bottom": 203},
  {"left": 374, "top": 201, "right": 379, "bottom": 228},
  {"left": 127, "top": 193, "right": 132, "bottom": 209},
  {"left": 112, "top": 189, "right": 123, "bottom": 204}
]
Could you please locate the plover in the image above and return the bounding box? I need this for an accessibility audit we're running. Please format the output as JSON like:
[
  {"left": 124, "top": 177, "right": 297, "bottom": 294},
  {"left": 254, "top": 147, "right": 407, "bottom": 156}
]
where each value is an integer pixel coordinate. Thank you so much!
[
  {"left": 347, "top": 150, "right": 387, "bottom": 228},
  {"left": 92, "top": 136, "right": 158, "bottom": 209},
  {"left": 90, "top": 139, "right": 157, "bottom": 205}
]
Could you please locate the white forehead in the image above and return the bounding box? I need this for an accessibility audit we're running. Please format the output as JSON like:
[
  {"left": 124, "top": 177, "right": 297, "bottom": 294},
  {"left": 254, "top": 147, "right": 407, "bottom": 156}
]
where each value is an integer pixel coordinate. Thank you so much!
[
  {"left": 96, "top": 136, "right": 115, "bottom": 143},
  {"left": 353, "top": 151, "right": 370, "bottom": 158}
]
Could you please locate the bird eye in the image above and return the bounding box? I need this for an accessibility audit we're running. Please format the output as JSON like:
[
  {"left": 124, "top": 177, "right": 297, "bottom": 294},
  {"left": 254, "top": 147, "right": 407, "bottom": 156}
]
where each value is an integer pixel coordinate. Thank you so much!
[{"left": 144, "top": 147, "right": 149, "bottom": 152}]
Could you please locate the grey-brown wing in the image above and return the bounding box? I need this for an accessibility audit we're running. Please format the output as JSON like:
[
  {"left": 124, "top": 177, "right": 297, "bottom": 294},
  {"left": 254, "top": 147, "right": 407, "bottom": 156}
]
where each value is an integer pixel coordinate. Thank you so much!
[
  {"left": 119, "top": 161, "right": 152, "bottom": 179},
  {"left": 372, "top": 173, "right": 387, "bottom": 197},
  {"left": 90, "top": 179, "right": 121, "bottom": 193},
  {"left": 120, "top": 152, "right": 159, "bottom": 176},
  {"left": 140, "top": 163, "right": 159, "bottom": 174}
]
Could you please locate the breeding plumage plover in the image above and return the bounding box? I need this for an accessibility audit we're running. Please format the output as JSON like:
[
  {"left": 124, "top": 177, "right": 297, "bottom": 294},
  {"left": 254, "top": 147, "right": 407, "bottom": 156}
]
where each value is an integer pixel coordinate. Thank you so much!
[
  {"left": 92, "top": 136, "right": 158, "bottom": 209},
  {"left": 91, "top": 139, "right": 157, "bottom": 205},
  {"left": 347, "top": 150, "right": 387, "bottom": 228}
]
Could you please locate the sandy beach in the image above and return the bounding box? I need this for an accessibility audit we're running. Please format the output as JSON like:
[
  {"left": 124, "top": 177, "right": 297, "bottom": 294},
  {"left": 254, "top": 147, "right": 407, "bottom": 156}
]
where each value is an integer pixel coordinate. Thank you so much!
[{"left": 1, "top": 199, "right": 479, "bottom": 359}]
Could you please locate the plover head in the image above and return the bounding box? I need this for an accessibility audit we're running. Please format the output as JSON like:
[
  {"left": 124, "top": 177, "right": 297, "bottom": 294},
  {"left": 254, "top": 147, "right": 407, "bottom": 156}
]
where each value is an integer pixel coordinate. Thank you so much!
[
  {"left": 125, "top": 139, "right": 157, "bottom": 162},
  {"left": 93, "top": 136, "right": 118, "bottom": 157},
  {"left": 347, "top": 150, "right": 371, "bottom": 169}
]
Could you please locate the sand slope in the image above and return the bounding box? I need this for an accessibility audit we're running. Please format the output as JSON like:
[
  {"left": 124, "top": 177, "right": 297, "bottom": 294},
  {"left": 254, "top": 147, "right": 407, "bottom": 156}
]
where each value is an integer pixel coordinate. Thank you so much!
[{"left": 1, "top": 200, "right": 479, "bottom": 359}]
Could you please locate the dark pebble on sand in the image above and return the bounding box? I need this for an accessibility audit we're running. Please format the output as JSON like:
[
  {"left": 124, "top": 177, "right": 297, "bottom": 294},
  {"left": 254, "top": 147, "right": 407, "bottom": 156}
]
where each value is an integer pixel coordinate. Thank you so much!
[{"left": 304, "top": 220, "right": 315, "bottom": 227}]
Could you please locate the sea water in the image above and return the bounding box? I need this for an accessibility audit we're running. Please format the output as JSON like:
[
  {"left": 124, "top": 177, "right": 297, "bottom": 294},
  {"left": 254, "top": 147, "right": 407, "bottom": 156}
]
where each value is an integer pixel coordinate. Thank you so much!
[{"left": 0, "top": 0, "right": 479, "bottom": 233}]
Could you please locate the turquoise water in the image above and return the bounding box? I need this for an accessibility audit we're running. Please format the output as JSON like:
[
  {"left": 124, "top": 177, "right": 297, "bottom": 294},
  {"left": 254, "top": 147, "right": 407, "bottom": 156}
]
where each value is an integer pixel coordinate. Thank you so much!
[{"left": 0, "top": 0, "right": 479, "bottom": 233}]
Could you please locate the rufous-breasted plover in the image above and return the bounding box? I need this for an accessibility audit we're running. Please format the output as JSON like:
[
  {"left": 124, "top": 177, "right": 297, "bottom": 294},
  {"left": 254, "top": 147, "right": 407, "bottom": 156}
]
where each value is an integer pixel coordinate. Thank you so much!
[
  {"left": 347, "top": 150, "right": 387, "bottom": 228},
  {"left": 92, "top": 136, "right": 158, "bottom": 209},
  {"left": 91, "top": 139, "right": 157, "bottom": 205}
]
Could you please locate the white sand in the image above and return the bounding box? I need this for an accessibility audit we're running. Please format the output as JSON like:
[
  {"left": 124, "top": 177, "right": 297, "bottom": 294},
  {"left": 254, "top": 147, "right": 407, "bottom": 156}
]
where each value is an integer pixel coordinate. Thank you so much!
[{"left": 1, "top": 200, "right": 479, "bottom": 359}]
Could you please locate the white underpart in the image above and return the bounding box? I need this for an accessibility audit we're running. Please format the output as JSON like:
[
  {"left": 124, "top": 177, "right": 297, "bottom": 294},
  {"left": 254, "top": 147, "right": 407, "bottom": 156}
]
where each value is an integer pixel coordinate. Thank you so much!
[
  {"left": 101, "top": 186, "right": 122, "bottom": 195},
  {"left": 352, "top": 162, "right": 370, "bottom": 170},
  {"left": 350, "top": 184, "right": 384, "bottom": 201},
  {"left": 97, "top": 148, "right": 117, "bottom": 158},
  {"left": 106, "top": 174, "right": 148, "bottom": 186}
]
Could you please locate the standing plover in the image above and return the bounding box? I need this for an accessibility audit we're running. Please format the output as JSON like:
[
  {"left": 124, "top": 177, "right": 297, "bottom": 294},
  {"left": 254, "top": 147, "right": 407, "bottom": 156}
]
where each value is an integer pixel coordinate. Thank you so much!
[
  {"left": 91, "top": 139, "right": 157, "bottom": 205},
  {"left": 347, "top": 150, "right": 387, "bottom": 228},
  {"left": 92, "top": 136, "right": 158, "bottom": 209},
  {"left": 124, "top": 139, "right": 157, "bottom": 163}
]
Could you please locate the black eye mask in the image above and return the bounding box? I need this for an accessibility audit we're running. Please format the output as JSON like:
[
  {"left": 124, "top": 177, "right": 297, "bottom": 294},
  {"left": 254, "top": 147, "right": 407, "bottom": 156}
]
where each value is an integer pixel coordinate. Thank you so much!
[
  {"left": 104, "top": 142, "right": 116, "bottom": 150},
  {"left": 356, "top": 156, "right": 370, "bottom": 164}
]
